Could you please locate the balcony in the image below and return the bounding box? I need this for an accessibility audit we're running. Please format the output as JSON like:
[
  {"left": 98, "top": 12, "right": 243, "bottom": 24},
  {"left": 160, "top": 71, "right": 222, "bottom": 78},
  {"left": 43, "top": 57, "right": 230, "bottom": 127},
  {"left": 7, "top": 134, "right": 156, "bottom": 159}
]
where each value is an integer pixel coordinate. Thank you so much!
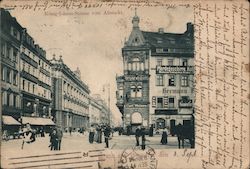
[
  {"left": 179, "top": 99, "right": 193, "bottom": 108},
  {"left": 20, "top": 70, "right": 39, "bottom": 83},
  {"left": 40, "top": 67, "right": 50, "bottom": 76},
  {"left": 21, "top": 53, "right": 38, "bottom": 68}
]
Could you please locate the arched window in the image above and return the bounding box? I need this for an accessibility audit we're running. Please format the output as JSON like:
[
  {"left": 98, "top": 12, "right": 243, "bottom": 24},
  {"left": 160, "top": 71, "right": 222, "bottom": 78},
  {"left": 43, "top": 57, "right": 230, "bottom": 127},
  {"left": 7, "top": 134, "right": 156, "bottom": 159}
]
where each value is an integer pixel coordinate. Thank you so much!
[{"left": 130, "top": 85, "right": 142, "bottom": 98}]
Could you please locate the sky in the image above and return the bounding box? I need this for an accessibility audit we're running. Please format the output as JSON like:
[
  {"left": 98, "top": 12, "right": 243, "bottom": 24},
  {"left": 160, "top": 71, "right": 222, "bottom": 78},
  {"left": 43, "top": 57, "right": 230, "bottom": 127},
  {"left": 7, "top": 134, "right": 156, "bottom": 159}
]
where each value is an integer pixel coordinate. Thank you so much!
[{"left": 9, "top": 4, "right": 193, "bottom": 126}]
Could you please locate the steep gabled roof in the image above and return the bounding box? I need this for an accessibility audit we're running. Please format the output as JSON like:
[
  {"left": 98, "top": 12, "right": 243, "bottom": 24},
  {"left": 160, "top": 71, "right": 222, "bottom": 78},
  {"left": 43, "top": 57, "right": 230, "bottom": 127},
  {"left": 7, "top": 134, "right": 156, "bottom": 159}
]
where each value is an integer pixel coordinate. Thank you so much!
[{"left": 142, "top": 30, "right": 194, "bottom": 49}]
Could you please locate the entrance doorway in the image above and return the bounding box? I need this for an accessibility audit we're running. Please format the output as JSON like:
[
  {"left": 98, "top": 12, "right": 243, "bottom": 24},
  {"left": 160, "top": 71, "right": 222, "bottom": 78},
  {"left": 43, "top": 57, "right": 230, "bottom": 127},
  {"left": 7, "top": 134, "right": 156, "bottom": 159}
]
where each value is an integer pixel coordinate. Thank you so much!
[{"left": 170, "top": 119, "right": 176, "bottom": 136}]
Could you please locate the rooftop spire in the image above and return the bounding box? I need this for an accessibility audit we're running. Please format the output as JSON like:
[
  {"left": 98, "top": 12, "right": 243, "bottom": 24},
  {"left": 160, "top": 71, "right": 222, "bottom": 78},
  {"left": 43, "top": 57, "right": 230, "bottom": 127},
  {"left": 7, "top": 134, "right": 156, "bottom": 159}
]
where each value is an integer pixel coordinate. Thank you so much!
[{"left": 132, "top": 8, "right": 139, "bottom": 28}]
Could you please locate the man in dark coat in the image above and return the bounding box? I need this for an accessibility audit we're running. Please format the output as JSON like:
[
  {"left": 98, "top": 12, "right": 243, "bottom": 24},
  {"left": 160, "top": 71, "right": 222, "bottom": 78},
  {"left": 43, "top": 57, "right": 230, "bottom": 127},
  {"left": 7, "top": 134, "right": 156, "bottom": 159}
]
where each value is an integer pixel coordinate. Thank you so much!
[
  {"left": 176, "top": 123, "right": 184, "bottom": 149},
  {"left": 56, "top": 126, "right": 63, "bottom": 150},
  {"left": 104, "top": 126, "right": 111, "bottom": 148},
  {"left": 141, "top": 127, "right": 146, "bottom": 150},
  {"left": 50, "top": 129, "right": 58, "bottom": 151},
  {"left": 135, "top": 126, "right": 141, "bottom": 146}
]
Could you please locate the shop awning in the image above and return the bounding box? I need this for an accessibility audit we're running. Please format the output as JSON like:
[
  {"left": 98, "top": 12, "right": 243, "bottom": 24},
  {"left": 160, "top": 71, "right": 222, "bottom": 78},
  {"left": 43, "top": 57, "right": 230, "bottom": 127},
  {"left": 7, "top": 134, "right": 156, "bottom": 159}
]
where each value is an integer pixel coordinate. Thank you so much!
[
  {"left": 22, "top": 117, "right": 55, "bottom": 126},
  {"left": 2, "top": 115, "right": 21, "bottom": 125}
]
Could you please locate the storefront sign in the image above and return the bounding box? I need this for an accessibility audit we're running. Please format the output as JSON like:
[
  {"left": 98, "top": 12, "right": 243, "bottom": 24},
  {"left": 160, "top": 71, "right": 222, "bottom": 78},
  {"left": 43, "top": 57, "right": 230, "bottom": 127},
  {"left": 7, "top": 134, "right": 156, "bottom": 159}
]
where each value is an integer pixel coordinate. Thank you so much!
[
  {"left": 156, "top": 66, "right": 194, "bottom": 74},
  {"left": 163, "top": 89, "right": 188, "bottom": 94}
]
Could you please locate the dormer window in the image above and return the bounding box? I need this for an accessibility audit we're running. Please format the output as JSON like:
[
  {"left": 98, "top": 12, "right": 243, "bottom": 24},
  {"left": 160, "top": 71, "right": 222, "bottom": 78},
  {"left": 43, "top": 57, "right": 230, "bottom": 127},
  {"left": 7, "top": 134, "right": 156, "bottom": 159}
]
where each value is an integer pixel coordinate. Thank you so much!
[{"left": 156, "top": 48, "right": 164, "bottom": 53}]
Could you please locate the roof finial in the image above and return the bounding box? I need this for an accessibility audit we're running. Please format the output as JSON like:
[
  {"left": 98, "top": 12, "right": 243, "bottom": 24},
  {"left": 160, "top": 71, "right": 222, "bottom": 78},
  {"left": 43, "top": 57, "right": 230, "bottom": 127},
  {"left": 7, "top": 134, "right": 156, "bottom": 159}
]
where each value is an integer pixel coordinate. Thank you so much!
[{"left": 135, "top": 8, "right": 137, "bottom": 16}]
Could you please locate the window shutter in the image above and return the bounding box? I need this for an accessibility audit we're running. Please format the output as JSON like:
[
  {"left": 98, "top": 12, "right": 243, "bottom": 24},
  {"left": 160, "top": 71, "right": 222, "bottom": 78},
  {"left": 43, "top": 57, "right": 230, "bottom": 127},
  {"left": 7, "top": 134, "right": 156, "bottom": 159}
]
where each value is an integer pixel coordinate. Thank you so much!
[
  {"left": 163, "top": 96, "right": 168, "bottom": 108},
  {"left": 152, "top": 96, "right": 156, "bottom": 107}
]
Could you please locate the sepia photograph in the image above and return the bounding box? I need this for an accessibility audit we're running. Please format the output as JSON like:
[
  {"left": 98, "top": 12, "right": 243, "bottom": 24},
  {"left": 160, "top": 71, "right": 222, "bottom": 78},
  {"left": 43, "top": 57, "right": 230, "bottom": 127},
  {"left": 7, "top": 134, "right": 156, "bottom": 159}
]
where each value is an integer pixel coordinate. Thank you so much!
[{"left": 0, "top": 0, "right": 249, "bottom": 169}]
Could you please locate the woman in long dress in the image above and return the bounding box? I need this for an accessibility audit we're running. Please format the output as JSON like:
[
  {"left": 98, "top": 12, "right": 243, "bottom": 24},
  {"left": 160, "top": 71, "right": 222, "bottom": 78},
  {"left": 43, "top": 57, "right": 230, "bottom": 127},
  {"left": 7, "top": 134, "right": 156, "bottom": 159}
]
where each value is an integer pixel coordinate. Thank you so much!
[{"left": 161, "top": 127, "right": 168, "bottom": 145}]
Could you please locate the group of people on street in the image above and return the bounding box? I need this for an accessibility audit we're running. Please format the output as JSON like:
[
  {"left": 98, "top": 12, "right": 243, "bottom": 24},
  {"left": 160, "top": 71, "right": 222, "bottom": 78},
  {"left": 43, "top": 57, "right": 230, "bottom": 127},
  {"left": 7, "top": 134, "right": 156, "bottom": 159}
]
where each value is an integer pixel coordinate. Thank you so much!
[
  {"left": 49, "top": 126, "right": 63, "bottom": 151},
  {"left": 88, "top": 124, "right": 112, "bottom": 148}
]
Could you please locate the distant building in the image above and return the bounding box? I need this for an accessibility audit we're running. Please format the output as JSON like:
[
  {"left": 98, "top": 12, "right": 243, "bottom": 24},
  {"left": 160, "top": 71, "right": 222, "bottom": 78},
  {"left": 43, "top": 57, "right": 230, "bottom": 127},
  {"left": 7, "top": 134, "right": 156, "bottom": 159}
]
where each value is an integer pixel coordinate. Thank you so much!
[
  {"left": 91, "top": 94, "right": 110, "bottom": 125},
  {"left": 50, "top": 56, "right": 90, "bottom": 131},
  {"left": 116, "top": 12, "right": 194, "bottom": 133}
]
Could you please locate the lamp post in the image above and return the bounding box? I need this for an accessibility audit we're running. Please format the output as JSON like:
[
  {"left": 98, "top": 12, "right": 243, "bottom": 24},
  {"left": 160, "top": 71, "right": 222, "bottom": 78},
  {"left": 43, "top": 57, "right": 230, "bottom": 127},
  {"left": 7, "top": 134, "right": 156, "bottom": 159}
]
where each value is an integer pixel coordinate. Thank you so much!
[{"left": 103, "top": 83, "right": 111, "bottom": 126}]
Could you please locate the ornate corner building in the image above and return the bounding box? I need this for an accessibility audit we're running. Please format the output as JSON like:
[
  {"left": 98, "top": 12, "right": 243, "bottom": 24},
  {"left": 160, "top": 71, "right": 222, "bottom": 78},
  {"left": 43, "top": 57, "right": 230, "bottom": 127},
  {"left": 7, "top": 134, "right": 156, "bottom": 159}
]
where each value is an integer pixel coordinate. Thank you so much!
[{"left": 116, "top": 12, "right": 194, "bottom": 134}]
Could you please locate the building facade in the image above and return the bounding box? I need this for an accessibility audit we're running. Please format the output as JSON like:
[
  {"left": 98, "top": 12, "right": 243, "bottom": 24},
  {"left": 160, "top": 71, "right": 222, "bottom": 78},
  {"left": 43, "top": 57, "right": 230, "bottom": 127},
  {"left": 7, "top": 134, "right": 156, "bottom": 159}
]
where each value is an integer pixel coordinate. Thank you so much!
[
  {"left": 20, "top": 29, "right": 52, "bottom": 119},
  {"left": 1, "top": 8, "right": 23, "bottom": 122},
  {"left": 116, "top": 12, "right": 194, "bottom": 134},
  {"left": 51, "top": 56, "right": 90, "bottom": 131}
]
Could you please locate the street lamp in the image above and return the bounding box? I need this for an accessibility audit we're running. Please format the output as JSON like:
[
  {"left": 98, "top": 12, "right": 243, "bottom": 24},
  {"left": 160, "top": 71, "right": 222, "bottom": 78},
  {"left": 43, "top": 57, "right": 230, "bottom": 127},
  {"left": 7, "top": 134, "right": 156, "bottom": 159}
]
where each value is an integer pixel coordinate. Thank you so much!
[{"left": 103, "top": 83, "right": 111, "bottom": 126}]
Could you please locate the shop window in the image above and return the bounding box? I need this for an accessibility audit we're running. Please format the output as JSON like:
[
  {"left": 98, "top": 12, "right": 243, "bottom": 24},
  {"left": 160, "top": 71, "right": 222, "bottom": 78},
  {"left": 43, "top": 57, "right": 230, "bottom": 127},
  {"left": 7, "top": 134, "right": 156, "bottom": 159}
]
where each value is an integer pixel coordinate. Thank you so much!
[
  {"left": 169, "top": 97, "right": 175, "bottom": 108},
  {"left": 157, "top": 97, "right": 163, "bottom": 108}
]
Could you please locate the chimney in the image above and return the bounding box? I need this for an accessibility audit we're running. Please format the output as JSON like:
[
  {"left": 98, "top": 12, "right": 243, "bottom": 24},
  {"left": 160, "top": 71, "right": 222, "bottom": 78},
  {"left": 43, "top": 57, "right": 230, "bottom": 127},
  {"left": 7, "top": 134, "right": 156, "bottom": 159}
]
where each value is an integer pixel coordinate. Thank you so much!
[
  {"left": 186, "top": 22, "right": 194, "bottom": 32},
  {"left": 158, "top": 28, "right": 164, "bottom": 34}
]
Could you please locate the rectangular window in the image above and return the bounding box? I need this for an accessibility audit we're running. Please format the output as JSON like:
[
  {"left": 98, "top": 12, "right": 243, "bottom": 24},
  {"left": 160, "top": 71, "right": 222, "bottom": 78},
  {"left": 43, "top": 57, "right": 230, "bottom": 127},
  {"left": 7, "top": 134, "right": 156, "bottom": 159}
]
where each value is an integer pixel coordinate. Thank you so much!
[
  {"left": 168, "top": 75, "right": 175, "bottom": 86},
  {"left": 33, "top": 84, "right": 35, "bottom": 93},
  {"left": 44, "top": 89, "right": 47, "bottom": 97},
  {"left": 23, "top": 80, "right": 25, "bottom": 90},
  {"left": 169, "top": 97, "right": 175, "bottom": 108},
  {"left": 28, "top": 82, "right": 30, "bottom": 92},
  {"left": 7, "top": 46, "right": 11, "bottom": 59},
  {"left": 2, "top": 67, "right": 6, "bottom": 81},
  {"left": 156, "top": 75, "right": 164, "bottom": 86},
  {"left": 156, "top": 48, "right": 164, "bottom": 53},
  {"left": 157, "top": 97, "right": 163, "bottom": 108},
  {"left": 168, "top": 59, "right": 174, "bottom": 66},
  {"left": 13, "top": 72, "right": 17, "bottom": 85},
  {"left": 13, "top": 95, "right": 16, "bottom": 107},
  {"left": 7, "top": 69, "right": 11, "bottom": 83},
  {"left": 181, "top": 76, "right": 188, "bottom": 87},
  {"left": 7, "top": 93, "right": 10, "bottom": 106},
  {"left": 13, "top": 49, "right": 18, "bottom": 62},
  {"left": 182, "top": 59, "right": 188, "bottom": 66},
  {"left": 156, "top": 59, "right": 162, "bottom": 66},
  {"left": 1, "top": 43, "right": 5, "bottom": 57}
]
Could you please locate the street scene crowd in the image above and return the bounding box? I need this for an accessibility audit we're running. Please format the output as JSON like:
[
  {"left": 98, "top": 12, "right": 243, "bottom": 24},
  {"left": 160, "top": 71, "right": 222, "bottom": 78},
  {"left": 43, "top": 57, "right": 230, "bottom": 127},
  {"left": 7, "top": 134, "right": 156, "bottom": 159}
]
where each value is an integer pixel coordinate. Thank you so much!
[{"left": 4, "top": 122, "right": 194, "bottom": 152}]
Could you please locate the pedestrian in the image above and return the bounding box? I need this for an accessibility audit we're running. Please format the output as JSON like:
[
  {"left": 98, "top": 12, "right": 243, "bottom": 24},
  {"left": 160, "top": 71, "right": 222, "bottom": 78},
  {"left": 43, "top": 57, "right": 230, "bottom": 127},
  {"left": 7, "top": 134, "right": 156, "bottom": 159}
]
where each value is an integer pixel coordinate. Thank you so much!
[
  {"left": 135, "top": 126, "right": 141, "bottom": 146},
  {"left": 161, "top": 127, "right": 168, "bottom": 145},
  {"left": 49, "top": 129, "right": 58, "bottom": 151},
  {"left": 176, "top": 123, "right": 184, "bottom": 149},
  {"left": 69, "top": 127, "right": 72, "bottom": 136},
  {"left": 56, "top": 126, "right": 63, "bottom": 150},
  {"left": 21, "top": 123, "right": 36, "bottom": 149},
  {"left": 149, "top": 124, "right": 154, "bottom": 137},
  {"left": 89, "top": 125, "right": 95, "bottom": 144},
  {"left": 96, "top": 125, "right": 101, "bottom": 143},
  {"left": 40, "top": 127, "right": 45, "bottom": 137},
  {"left": 141, "top": 127, "right": 146, "bottom": 150},
  {"left": 104, "top": 126, "right": 111, "bottom": 148}
]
